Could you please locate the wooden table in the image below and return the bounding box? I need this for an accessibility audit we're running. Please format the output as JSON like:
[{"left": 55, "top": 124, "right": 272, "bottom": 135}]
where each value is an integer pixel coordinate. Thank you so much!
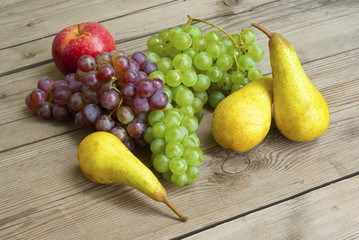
[{"left": 1, "top": 0, "right": 359, "bottom": 239}]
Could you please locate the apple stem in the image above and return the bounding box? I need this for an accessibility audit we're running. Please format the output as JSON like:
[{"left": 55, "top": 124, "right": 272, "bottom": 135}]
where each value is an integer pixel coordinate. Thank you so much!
[
  {"left": 77, "top": 24, "right": 84, "bottom": 36},
  {"left": 163, "top": 197, "right": 188, "bottom": 222},
  {"left": 251, "top": 23, "right": 272, "bottom": 38}
]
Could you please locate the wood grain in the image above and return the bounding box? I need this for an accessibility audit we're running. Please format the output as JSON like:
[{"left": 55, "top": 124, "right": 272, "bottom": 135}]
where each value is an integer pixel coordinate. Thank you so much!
[{"left": 1, "top": 0, "right": 359, "bottom": 239}]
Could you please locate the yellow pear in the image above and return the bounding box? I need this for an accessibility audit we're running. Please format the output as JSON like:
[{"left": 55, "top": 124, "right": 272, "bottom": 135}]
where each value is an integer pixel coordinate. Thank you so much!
[
  {"left": 211, "top": 76, "right": 273, "bottom": 152},
  {"left": 77, "top": 131, "right": 187, "bottom": 221},
  {"left": 252, "top": 23, "right": 330, "bottom": 142}
]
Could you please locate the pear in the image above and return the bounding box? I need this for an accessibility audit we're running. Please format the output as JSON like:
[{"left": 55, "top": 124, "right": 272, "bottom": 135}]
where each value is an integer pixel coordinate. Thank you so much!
[
  {"left": 77, "top": 131, "right": 187, "bottom": 221},
  {"left": 211, "top": 76, "right": 273, "bottom": 152},
  {"left": 252, "top": 23, "right": 330, "bottom": 142}
]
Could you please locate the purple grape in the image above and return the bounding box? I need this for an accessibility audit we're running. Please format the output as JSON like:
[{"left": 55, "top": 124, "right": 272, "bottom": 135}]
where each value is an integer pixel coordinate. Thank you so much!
[
  {"left": 121, "top": 83, "right": 137, "bottom": 99},
  {"left": 82, "top": 104, "right": 101, "bottom": 124},
  {"left": 68, "top": 80, "right": 83, "bottom": 93},
  {"left": 133, "top": 137, "right": 148, "bottom": 148},
  {"left": 29, "top": 89, "right": 47, "bottom": 109},
  {"left": 124, "top": 137, "right": 135, "bottom": 151},
  {"left": 132, "top": 96, "right": 150, "bottom": 114},
  {"left": 97, "top": 64, "right": 115, "bottom": 83},
  {"left": 113, "top": 55, "right": 130, "bottom": 73},
  {"left": 84, "top": 71, "right": 101, "bottom": 89},
  {"left": 116, "top": 106, "right": 134, "bottom": 124},
  {"left": 110, "top": 126, "right": 128, "bottom": 143},
  {"left": 131, "top": 51, "right": 147, "bottom": 66},
  {"left": 78, "top": 55, "right": 96, "bottom": 72},
  {"left": 76, "top": 69, "right": 86, "bottom": 82},
  {"left": 149, "top": 90, "right": 169, "bottom": 110},
  {"left": 52, "top": 103, "right": 70, "bottom": 120},
  {"left": 75, "top": 112, "right": 92, "bottom": 128},
  {"left": 53, "top": 80, "right": 69, "bottom": 90},
  {"left": 136, "top": 78, "right": 155, "bottom": 98},
  {"left": 82, "top": 86, "right": 100, "bottom": 104},
  {"left": 127, "top": 119, "right": 146, "bottom": 138},
  {"left": 152, "top": 78, "right": 164, "bottom": 90},
  {"left": 69, "top": 92, "right": 84, "bottom": 112},
  {"left": 96, "top": 114, "right": 115, "bottom": 132},
  {"left": 100, "top": 89, "right": 121, "bottom": 110},
  {"left": 128, "top": 59, "right": 140, "bottom": 72},
  {"left": 95, "top": 52, "right": 112, "bottom": 65},
  {"left": 122, "top": 70, "right": 138, "bottom": 84},
  {"left": 65, "top": 73, "right": 76, "bottom": 84},
  {"left": 25, "top": 94, "right": 37, "bottom": 110},
  {"left": 38, "top": 77, "right": 54, "bottom": 94},
  {"left": 140, "top": 61, "right": 158, "bottom": 75},
  {"left": 137, "top": 71, "right": 148, "bottom": 81},
  {"left": 53, "top": 88, "right": 71, "bottom": 105},
  {"left": 37, "top": 102, "right": 53, "bottom": 119}
]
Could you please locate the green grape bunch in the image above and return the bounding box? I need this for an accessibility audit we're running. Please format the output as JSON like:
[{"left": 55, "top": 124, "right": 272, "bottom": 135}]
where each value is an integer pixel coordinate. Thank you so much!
[{"left": 143, "top": 16, "right": 265, "bottom": 186}]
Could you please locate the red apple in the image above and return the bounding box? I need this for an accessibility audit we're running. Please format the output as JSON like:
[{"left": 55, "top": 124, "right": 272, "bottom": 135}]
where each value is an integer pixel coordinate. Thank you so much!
[{"left": 52, "top": 22, "right": 116, "bottom": 75}]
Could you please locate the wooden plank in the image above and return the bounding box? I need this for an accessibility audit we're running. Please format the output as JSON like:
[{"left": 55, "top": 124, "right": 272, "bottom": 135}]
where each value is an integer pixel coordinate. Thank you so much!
[
  {"left": 183, "top": 175, "right": 359, "bottom": 240},
  {"left": 1, "top": 0, "right": 350, "bottom": 77}
]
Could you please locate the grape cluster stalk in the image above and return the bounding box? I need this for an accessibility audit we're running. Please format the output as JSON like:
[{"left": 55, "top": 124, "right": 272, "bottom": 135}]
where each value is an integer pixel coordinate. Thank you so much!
[{"left": 26, "top": 17, "right": 265, "bottom": 186}]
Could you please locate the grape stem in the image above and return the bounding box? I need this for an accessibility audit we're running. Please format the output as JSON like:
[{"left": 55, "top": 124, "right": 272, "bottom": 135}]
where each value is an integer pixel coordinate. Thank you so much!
[{"left": 186, "top": 15, "right": 246, "bottom": 72}]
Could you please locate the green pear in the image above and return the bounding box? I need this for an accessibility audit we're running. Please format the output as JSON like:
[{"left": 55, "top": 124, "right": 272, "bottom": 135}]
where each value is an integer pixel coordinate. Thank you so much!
[
  {"left": 77, "top": 131, "right": 187, "bottom": 221},
  {"left": 212, "top": 76, "right": 273, "bottom": 152},
  {"left": 252, "top": 23, "right": 330, "bottom": 142}
]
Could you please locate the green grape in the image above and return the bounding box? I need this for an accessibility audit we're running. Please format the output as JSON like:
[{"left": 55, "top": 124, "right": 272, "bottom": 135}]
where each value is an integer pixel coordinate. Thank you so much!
[
  {"left": 193, "top": 74, "right": 210, "bottom": 92},
  {"left": 164, "top": 114, "right": 181, "bottom": 128},
  {"left": 150, "top": 138, "right": 166, "bottom": 154},
  {"left": 194, "top": 91, "right": 208, "bottom": 105},
  {"left": 149, "top": 71, "right": 165, "bottom": 82},
  {"left": 171, "top": 173, "right": 188, "bottom": 186},
  {"left": 152, "top": 122, "right": 166, "bottom": 139},
  {"left": 157, "top": 58, "right": 173, "bottom": 74},
  {"left": 151, "top": 153, "right": 157, "bottom": 163},
  {"left": 231, "top": 33, "right": 242, "bottom": 45},
  {"left": 231, "top": 71, "right": 246, "bottom": 84},
  {"left": 148, "top": 109, "right": 165, "bottom": 126},
  {"left": 173, "top": 32, "right": 192, "bottom": 51},
  {"left": 162, "top": 171, "right": 173, "bottom": 182},
  {"left": 154, "top": 44, "right": 167, "bottom": 58},
  {"left": 247, "top": 43, "right": 264, "bottom": 62},
  {"left": 165, "top": 70, "right": 182, "bottom": 87},
  {"left": 175, "top": 89, "right": 194, "bottom": 106},
  {"left": 183, "top": 47, "right": 197, "bottom": 60},
  {"left": 166, "top": 108, "right": 184, "bottom": 121},
  {"left": 162, "top": 102, "right": 173, "bottom": 112},
  {"left": 186, "top": 166, "right": 200, "bottom": 180},
  {"left": 231, "top": 82, "right": 244, "bottom": 93},
  {"left": 153, "top": 154, "right": 170, "bottom": 173},
  {"left": 166, "top": 42, "right": 181, "bottom": 57},
  {"left": 168, "top": 27, "right": 182, "bottom": 41},
  {"left": 206, "top": 41, "right": 224, "bottom": 59},
  {"left": 159, "top": 29, "right": 169, "bottom": 42},
  {"left": 144, "top": 126, "right": 154, "bottom": 143},
  {"left": 165, "top": 126, "right": 185, "bottom": 143},
  {"left": 205, "top": 30, "right": 221, "bottom": 42},
  {"left": 189, "top": 132, "right": 200, "bottom": 147},
  {"left": 182, "top": 69, "right": 198, "bottom": 87},
  {"left": 207, "top": 82, "right": 220, "bottom": 93},
  {"left": 194, "top": 52, "right": 213, "bottom": 71},
  {"left": 208, "top": 90, "right": 225, "bottom": 108},
  {"left": 181, "top": 115, "right": 198, "bottom": 133},
  {"left": 147, "top": 35, "right": 165, "bottom": 52},
  {"left": 171, "top": 84, "right": 188, "bottom": 100},
  {"left": 192, "top": 97, "right": 203, "bottom": 113},
  {"left": 193, "top": 38, "right": 207, "bottom": 52},
  {"left": 243, "top": 28, "right": 256, "bottom": 45},
  {"left": 163, "top": 85, "right": 172, "bottom": 102},
  {"left": 172, "top": 54, "right": 192, "bottom": 72},
  {"left": 169, "top": 157, "right": 187, "bottom": 175},
  {"left": 179, "top": 126, "right": 189, "bottom": 138},
  {"left": 206, "top": 66, "right": 223, "bottom": 83},
  {"left": 184, "top": 24, "right": 203, "bottom": 39},
  {"left": 217, "top": 54, "right": 234, "bottom": 71},
  {"left": 146, "top": 52, "right": 160, "bottom": 63},
  {"left": 217, "top": 72, "right": 232, "bottom": 92},
  {"left": 222, "top": 38, "right": 234, "bottom": 53},
  {"left": 180, "top": 105, "right": 195, "bottom": 116},
  {"left": 182, "top": 136, "right": 198, "bottom": 148},
  {"left": 166, "top": 142, "right": 184, "bottom": 158},
  {"left": 183, "top": 146, "right": 203, "bottom": 167},
  {"left": 237, "top": 55, "right": 256, "bottom": 72},
  {"left": 248, "top": 67, "right": 262, "bottom": 81}
]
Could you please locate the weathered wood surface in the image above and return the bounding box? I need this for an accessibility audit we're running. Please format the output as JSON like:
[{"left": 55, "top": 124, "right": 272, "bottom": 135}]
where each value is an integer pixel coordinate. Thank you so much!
[{"left": 1, "top": 0, "right": 359, "bottom": 239}]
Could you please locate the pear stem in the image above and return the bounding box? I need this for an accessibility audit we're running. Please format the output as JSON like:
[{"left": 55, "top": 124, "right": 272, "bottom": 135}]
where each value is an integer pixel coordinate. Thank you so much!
[
  {"left": 251, "top": 23, "right": 272, "bottom": 38},
  {"left": 163, "top": 197, "right": 188, "bottom": 222}
]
